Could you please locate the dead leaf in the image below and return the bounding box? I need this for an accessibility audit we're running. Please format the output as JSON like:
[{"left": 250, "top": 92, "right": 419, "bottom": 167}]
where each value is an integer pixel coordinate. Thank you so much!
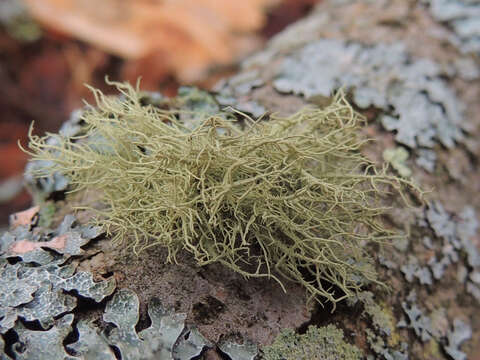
[
  {"left": 9, "top": 205, "right": 39, "bottom": 228},
  {"left": 23, "top": 0, "right": 279, "bottom": 81},
  {"left": 9, "top": 234, "right": 67, "bottom": 254}
]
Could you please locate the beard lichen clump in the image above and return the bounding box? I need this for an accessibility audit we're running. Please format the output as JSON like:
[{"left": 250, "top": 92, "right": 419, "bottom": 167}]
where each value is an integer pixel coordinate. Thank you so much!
[{"left": 25, "top": 82, "right": 416, "bottom": 307}]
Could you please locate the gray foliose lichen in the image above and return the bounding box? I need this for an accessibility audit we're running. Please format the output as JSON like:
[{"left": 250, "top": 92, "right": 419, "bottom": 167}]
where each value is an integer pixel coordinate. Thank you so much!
[
  {"left": 423, "top": 0, "right": 480, "bottom": 54},
  {"left": 272, "top": 39, "right": 465, "bottom": 150},
  {"left": 0, "top": 213, "right": 235, "bottom": 359}
]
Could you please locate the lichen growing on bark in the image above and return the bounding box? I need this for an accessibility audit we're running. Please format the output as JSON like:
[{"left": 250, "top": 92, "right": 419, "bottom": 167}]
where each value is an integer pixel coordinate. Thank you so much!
[
  {"left": 23, "top": 81, "right": 420, "bottom": 307},
  {"left": 262, "top": 324, "right": 362, "bottom": 360}
]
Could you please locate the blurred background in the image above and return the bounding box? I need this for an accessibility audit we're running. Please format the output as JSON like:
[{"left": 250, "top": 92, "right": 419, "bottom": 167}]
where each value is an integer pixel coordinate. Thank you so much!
[{"left": 0, "top": 0, "right": 320, "bottom": 228}]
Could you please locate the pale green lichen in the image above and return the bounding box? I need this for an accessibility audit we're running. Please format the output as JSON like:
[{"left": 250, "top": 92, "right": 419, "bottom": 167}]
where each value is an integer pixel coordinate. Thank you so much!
[
  {"left": 350, "top": 291, "right": 407, "bottom": 359},
  {"left": 383, "top": 147, "right": 412, "bottom": 178},
  {"left": 23, "top": 81, "right": 421, "bottom": 307},
  {"left": 262, "top": 325, "right": 362, "bottom": 360}
]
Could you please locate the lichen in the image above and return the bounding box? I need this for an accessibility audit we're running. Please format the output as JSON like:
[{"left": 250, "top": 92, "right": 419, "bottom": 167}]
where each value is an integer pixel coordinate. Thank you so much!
[
  {"left": 351, "top": 291, "right": 407, "bottom": 358},
  {"left": 176, "top": 86, "right": 220, "bottom": 130},
  {"left": 0, "top": 215, "right": 114, "bottom": 333},
  {"left": 101, "top": 289, "right": 188, "bottom": 360},
  {"left": 423, "top": 0, "right": 480, "bottom": 54},
  {"left": 272, "top": 39, "right": 465, "bottom": 150},
  {"left": 0, "top": 215, "right": 212, "bottom": 360},
  {"left": 423, "top": 202, "right": 480, "bottom": 298},
  {"left": 444, "top": 319, "right": 472, "bottom": 360},
  {"left": 24, "top": 108, "right": 87, "bottom": 201},
  {"left": 261, "top": 324, "right": 362, "bottom": 360},
  {"left": 401, "top": 256, "right": 433, "bottom": 285},
  {"left": 24, "top": 80, "right": 422, "bottom": 307},
  {"left": 173, "top": 328, "right": 211, "bottom": 360},
  {"left": 12, "top": 314, "right": 75, "bottom": 359},
  {"left": 0, "top": 257, "right": 210, "bottom": 360},
  {"left": 383, "top": 147, "right": 412, "bottom": 178},
  {"left": 214, "top": 69, "right": 266, "bottom": 117},
  {"left": 218, "top": 338, "right": 258, "bottom": 360},
  {"left": 416, "top": 149, "right": 437, "bottom": 173},
  {"left": 357, "top": 292, "right": 399, "bottom": 345},
  {"left": 400, "top": 301, "right": 433, "bottom": 342},
  {"left": 67, "top": 320, "right": 116, "bottom": 359}
]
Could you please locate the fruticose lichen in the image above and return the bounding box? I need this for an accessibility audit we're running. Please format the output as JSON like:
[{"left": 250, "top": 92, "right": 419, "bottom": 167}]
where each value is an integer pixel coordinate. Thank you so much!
[
  {"left": 24, "top": 81, "right": 421, "bottom": 307},
  {"left": 261, "top": 324, "right": 362, "bottom": 360}
]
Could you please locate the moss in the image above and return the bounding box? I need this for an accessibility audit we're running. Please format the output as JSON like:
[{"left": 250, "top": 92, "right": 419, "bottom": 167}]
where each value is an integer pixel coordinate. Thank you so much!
[
  {"left": 262, "top": 325, "right": 362, "bottom": 360},
  {"left": 23, "top": 80, "right": 422, "bottom": 307}
]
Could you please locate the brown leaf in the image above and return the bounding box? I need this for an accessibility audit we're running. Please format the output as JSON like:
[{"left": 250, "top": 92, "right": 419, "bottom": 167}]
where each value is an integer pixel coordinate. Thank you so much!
[
  {"left": 9, "top": 205, "right": 40, "bottom": 229},
  {"left": 24, "top": 0, "right": 280, "bottom": 81},
  {"left": 9, "top": 234, "right": 67, "bottom": 254}
]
